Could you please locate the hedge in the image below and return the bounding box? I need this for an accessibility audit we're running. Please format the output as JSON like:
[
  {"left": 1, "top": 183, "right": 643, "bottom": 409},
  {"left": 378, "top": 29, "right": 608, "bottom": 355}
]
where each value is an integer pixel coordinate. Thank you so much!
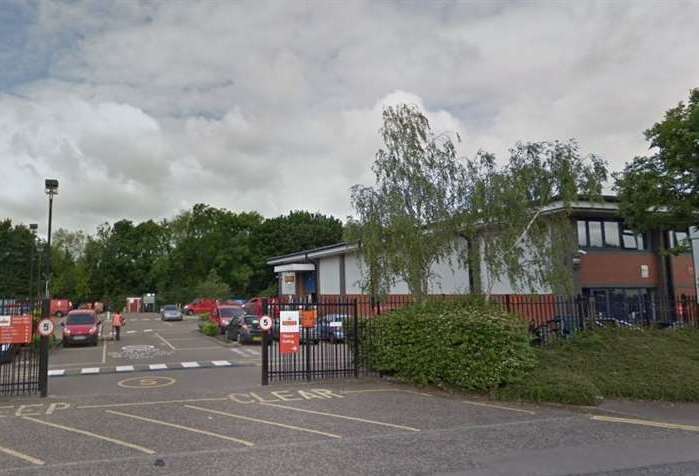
[{"left": 362, "top": 297, "right": 535, "bottom": 391}]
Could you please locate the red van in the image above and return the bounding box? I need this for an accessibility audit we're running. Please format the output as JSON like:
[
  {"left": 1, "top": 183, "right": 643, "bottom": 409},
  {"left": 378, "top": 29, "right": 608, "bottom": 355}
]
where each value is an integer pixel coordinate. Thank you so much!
[
  {"left": 210, "top": 304, "right": 245, "bottom": 333},
  {"left": 183, "top": 298, "right": 218, "bottom": 316},
  {"left": 61, "top": 310, "right": 101, "bottom": 347},
  {"left": 51, "top": 299, "right": 73, "bottom": 318}
]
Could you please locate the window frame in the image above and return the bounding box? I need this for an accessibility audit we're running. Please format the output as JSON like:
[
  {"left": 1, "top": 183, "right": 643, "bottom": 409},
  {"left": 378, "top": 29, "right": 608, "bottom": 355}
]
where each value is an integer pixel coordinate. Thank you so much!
[{"left": 577, "top": 219, "right": 647, "bottom": 251}]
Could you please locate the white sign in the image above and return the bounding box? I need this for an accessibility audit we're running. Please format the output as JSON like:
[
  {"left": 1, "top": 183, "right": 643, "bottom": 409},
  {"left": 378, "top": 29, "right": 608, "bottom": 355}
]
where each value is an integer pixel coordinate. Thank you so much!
[
  {"left": 640, "top": 264, "right": 649, "bottom": 279},
  {"left": 38, "top": 319, "right": 55, "bottom": 336},
  {"left": 259, "top": 316, "right": 273, "bottom": 331},
  {"left": 0, "top": 316, "right": 10, "bottom": 327},
  {"left": 281, "top": 272, "right": 296, "bottom": 295},
  {"left": 279, "top": 311, "right": 300, "bottom": 333}
]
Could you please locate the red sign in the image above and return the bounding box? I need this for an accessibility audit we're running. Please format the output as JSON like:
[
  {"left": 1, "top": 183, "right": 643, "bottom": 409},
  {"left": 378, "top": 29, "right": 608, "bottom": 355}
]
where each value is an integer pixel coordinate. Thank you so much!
[
  {"left": 0, "top": 315, "right": 33, "bottom": 344},
  {"left": 279, "top": 311, "right": 300, "bottom": 354}
]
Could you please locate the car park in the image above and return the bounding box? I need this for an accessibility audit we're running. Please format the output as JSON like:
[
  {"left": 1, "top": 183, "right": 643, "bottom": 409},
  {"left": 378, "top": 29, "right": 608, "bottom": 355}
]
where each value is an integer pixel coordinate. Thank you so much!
[
  {"left": 160, "top": 304, "right": 183, "bottom": 321},
  {"left": 226, "top": 315, "right": 263, "bottom": 344},
  {"left": 211, "top": 304, "right": 244, "bottom": 333},
  {"left": 61, "top": 310, "right": 101, "bottom": 347}
]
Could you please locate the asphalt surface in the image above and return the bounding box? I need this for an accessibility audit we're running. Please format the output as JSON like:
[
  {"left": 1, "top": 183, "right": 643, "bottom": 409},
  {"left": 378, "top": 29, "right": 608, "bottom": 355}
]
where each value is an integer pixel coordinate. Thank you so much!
[{"left": 0, "top": 313, "right": 697, "bottom": 475}]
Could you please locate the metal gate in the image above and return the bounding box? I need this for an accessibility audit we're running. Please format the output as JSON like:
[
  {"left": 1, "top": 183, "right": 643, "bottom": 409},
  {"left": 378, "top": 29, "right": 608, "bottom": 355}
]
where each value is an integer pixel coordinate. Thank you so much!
[
  {"left": 262, "top": 299, "right": 364, "bottom": 384},
  {"left": 0, "top": 298, "right": 44, "bottom": 397}
]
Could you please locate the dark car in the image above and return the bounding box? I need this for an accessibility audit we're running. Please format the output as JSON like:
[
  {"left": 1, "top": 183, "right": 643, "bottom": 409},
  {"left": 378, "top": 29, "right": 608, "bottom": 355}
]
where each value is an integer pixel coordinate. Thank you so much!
[
  {"left": 318, "top": 314, "right": 347, "bottom": 343},
  {"left": 61, "top": 311, "right": 101, "bottom": 347},
  {"left": 227, "top": 315, "right": 263, "bottom": 344}
]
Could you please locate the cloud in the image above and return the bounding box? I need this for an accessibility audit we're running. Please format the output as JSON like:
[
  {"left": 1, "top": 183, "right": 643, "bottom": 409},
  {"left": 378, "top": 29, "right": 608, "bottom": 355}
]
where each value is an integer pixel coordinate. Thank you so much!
[{"left": 1, "top": 1, "right": 698, "bottom": 234}]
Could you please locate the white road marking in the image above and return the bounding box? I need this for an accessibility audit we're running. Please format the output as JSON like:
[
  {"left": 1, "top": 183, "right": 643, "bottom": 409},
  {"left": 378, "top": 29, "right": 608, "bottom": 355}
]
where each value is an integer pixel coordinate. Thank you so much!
[
  {"left": 22, "top": 416, "right": 155, "bottom": 455},
  {"left": 154, "top": 332, "right": 176, "bottom": 350},
  {"left": 126, "top": 330, "right": 137, "bottom": 334},
  {"left": 81, "top": 367, "right": 100, "bottom": 374},
  {"left": 181, "top": 361, "right": 200, "bottom": 368},
  {"left": 149, "top": 364, "right": 168, "bottom": 370},
  {"left": 101, "top": 340, "right": 107, "bottom": 364},
  {"left": 78, "top": 397, "right": 228, "bottom": 409},
  {"left": 48, "top": 369, "right": 65, "bottom": 377},
  {"left": 185, "top": 405, "right": 342, "bottom": 439},
  {"left": 0, "top": 444, "right": 45, "bottom": 465},
  {"left": 231, "top": 348, "right": 247, "bottom": 356},
  {"left": 261, "top": 403, "right": 421, "bottom": 432},
  {"left": 116, "top": 365, "right": 135, "bottom": 372},
  {"left": 143, "top": 329, "right": 153, "bottom": 333},
  {"left": 211, "top": 360, "right": 232, "bottom": 366},
  {"left": 591, "top": 415, "right": 699, "bottom": 432},
  {"left": 106, "top": 410, "right": 254, "bottom": 447},
  {"left": 245, "top": 349, "right": 259, "bottom": 356}
]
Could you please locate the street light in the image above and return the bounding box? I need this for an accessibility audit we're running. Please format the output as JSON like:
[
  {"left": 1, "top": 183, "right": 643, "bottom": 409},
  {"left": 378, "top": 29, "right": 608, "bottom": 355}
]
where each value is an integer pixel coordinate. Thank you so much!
[
  {"left": 40, "top": 179, "right": 58, "bottom": 398},
  {"left": 29, "top": 223, "right": 38, "bottom": 302}
]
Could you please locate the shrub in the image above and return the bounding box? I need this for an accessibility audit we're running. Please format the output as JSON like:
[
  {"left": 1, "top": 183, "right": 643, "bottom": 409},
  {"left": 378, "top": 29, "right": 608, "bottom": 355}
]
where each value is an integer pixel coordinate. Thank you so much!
[
  {"left": 199, "top": 321, "right": 219, "bottom": 337},
  {"left": 199, "top": 312, "right": 211, "bottom": 321},
  {"left": 363, "top": 297, "right": 535, "bottom": 391}
]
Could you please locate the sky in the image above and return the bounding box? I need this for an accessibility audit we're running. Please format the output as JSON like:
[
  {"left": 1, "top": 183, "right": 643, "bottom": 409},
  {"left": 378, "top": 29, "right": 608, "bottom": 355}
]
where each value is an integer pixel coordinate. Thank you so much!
[{"left": 1, "top": 0, "right": 698, "bottom": 236}]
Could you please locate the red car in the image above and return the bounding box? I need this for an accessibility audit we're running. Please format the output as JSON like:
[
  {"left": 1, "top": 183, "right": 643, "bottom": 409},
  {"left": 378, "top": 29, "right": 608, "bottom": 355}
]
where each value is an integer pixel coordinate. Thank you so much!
[
  {"left": 61, "top": 310, "right": 101, "bottom": 347},
  {"left": 51, "top": 299, "right": 72, "bottom": 318},
  {"left": 183, "top": 298, "right": 218, "bottom": 316},
  {"left": 210, "top": 304, "right": 245, "bottom": 333}
]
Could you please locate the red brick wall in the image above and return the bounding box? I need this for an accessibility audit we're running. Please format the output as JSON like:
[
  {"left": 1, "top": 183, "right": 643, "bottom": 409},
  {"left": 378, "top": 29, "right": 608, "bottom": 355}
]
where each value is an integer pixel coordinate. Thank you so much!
[
  {"left": 579, "top": 252, "right": 659, "bottom": 287},
  {"left": 671, "top": 255, "right": 696, "bottom": 297}
]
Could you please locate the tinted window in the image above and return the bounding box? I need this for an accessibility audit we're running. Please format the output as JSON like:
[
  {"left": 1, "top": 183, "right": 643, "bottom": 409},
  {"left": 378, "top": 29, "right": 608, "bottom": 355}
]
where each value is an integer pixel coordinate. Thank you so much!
[
  {"left": 163, "top": 305, "right": 177, "bottom": 311},
  {"left": 220, "top": 307, "right": 244, "bottom": 317},
  {"left": 604, "top": 222, "right": 620, "bottom": 247},
  {"left": 577, "top": 221, "right": 587, "bottom": 247},
  {"left": 66, "top": 314, "right": 95, "bottom": 325},
  {"left": 244, "top": 316, "right": 259, "bottom": 325},
  {"left": 588, "top": 221, "right": 603, "bottom": 247}
]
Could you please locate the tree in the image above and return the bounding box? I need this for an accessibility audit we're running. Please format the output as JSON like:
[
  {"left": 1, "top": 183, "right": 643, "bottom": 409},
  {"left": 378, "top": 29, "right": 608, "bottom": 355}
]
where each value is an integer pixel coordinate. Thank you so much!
[
  {"left": 349, "top": 104, "right": 608, "bottom": 300},
  {"left": 0, "top": 220, "right": 38, "bottom": 296},
  {"left": 615, "top": 88, "right": 699, "bottom": 232},
  {"left": 194, "top": 269, "right": 230, "bottom": 300},
  {"left": 347, "top": 104, "right": 469, "bottom": 302}
]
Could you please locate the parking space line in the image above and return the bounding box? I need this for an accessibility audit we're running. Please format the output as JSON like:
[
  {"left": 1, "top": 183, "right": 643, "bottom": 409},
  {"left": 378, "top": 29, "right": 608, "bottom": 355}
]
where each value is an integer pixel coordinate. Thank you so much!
[
  {"left": 144, "top": 329, "right": 153, "bottom": 333},
  {"left": 184, "top": 405, "right": 342, "bottom": 439},
  {"left": 48, "top": 369, "right": 65, "bottom": 376},
  {"left": 101, "top": 340, "right": 107, "bottom": 364},
  {"left": 116, "top": 365, "right": 135, "bottom": 372},
  {"left": 260, "top": 403, "right": 421, "bottom": 432},
  {"left": 149, "top": 364, "right": 168, "bottom": 370},
  {"left": 211, "top": 360, "right": 232, "bottom": 366},
  {"left": 105, "top": 410, "right": 255, "bottom": 447},
  {"left": 154, "top": 332, "right": 176, "bottom": 350},
  {"left": 78, "top": 397, "right": 228, "bottom": 409},
  {"left": 245, "top": 349, "right": 259, "bottom": 356},
  {"left": 22, "top": 416, "right": 155, "bottom": 455},
  {"left": 81, "top": 367, "right": 100, "bottom": 374},
  {"left": 232, "top": 348, "right": 247, "bottom": 356},
  {"left": 591, "top": 415, "right": 699, "bottom": 432},
  {"left": 0, "top": 444, "right": 45, "bottom": 465},
  {"left": 181, "top": 361, "right": 200, "bottom": 368}
]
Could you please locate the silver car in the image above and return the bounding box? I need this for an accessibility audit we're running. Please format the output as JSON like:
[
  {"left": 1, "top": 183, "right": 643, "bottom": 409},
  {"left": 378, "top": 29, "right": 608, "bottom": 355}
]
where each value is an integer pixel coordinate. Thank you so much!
[{"left": 160, "top": 304, "right": 183, "bottom": 321}]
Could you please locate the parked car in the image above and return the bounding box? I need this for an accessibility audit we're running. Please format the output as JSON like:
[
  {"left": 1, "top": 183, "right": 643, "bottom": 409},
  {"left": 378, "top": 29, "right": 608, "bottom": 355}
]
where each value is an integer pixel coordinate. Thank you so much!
[
  {"left": 0, "top": 344, "right": 17, "bottom": 364},
  {"left": 318, "top": 314, "right": 347, "bottom": 343},
  {"left": 183, "top": 298, "right": 218, "bottom": 316},
  {"left": 226, "top": 315, "right": 263, "bottom": 344},
  {"left": 160, "top": 304, "right": 183, "bottom": 321},
  {"left": 61, "top": 310, "right": 101, "bottom": 347},
  {"left": 211, "top": 305, "right": 244, "bottom": 333},
  {"left": 51, "top": 299, "right": 72, "bottom": 318}
]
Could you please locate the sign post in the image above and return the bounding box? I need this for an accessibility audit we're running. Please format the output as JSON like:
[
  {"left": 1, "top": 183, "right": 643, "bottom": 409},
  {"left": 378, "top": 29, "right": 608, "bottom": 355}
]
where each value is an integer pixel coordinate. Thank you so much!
[
  {"left": 260, "top": 316, "right": 271, "bottom": 386},
  {"left": 279, "top": 311, "right": 300, "bottom": 354}
]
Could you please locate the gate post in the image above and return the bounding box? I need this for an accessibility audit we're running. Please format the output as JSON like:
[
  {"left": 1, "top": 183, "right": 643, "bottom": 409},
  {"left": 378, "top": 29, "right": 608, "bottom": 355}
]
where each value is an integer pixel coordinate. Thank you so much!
[
  {"left": 261, "top": 330, "right": 269, "bottom": 386},
  {"left": 39, "top": 298, "right": 50, "bottom": 397},
  {"left": 353, "top": 299, "right": 359, "bottom": 378}
]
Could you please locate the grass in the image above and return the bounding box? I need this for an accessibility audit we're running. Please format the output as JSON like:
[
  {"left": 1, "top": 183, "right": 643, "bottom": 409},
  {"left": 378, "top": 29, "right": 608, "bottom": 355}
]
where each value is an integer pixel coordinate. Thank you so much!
[{"left": 495, "top": 328, "right": 699, "bottom": 406}]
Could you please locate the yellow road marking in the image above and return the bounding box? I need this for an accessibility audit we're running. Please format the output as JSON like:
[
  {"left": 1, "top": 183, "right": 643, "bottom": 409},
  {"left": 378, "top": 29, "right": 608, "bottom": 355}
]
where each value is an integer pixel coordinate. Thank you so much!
[
  {"left": 78, "top": 397, "right": 228, "bottom": 409},
  {"left": 260, "top": 403, "right": 420, "bottom": 432},
  {"left": 22, "top": 416, "right": 155, "bottom": 455},
  {"left": 106, "top": 410, "right": 255, "bottom": 447},
  {"left": 591, "top": 415, "right": 699, "bottom": 432},
  {"left": 154, "top": 332, "right": 176, "bottom": 350},
  {"left": 0, "top": 445, "right": 45, "bottom": 465},
  {"left": 461, "top": 400, "right": 536, "bottom": 415},
  {"left": 184, "top": 405, "right": 342, "bottom": 439}
]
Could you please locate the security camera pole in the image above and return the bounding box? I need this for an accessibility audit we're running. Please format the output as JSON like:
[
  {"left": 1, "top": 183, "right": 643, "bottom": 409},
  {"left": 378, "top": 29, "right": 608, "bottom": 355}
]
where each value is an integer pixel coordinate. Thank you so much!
[{"left": 39, "top": 178, "right": 59, "bottom": 397}]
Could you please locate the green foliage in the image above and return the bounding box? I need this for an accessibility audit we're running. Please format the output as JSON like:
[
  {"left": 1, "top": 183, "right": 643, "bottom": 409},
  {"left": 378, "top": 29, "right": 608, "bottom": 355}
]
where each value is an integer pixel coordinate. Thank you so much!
[
  {"left": 194, "top": 269, "right": 230, "bottom": 300},
  {"left": 0, "top": 219, "right": 40, "bottom": 297},
  {"left": 199, "top": 321, "right": 219, "bottom": 337},
  {"left": 363, "top": 298, "right": 535, "bottom": 391},
  {"left": 199, "top": 312, "right": 211, "bottom": 321},
  {"left": 497, "top": 329, "right": 699, "bottom": 404},
  {"left": 615, "top": 88, "right": 699, "bottom": 231}
]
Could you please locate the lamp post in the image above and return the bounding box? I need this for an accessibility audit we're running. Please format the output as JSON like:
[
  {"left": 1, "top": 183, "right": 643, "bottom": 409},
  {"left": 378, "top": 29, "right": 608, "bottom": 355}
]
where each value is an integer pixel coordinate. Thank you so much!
[
  {"left": 40, "top": 179, "right": 58, "bottom": 398},
  {"left": 29, "top": 223, "right": 38, "bottom": 303}
]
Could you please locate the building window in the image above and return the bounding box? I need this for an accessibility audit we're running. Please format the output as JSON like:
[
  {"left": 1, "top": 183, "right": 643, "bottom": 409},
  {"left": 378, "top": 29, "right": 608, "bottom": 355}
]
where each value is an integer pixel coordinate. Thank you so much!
[
  {"left": 669, "top": 230, "right": 690, "bottom": 249},
  {"left": 577, "top": 219, "right": 647, "bottom": 250}
]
